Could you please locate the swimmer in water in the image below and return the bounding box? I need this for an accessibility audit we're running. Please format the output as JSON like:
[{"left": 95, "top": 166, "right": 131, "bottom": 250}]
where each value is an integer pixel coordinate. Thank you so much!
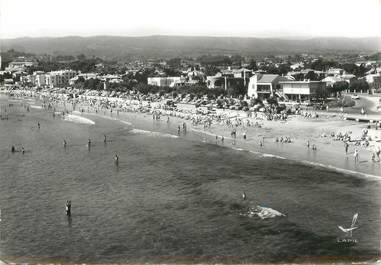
[
  {"left": 37, "top": 122, "right": 40, "bottom": 129},
  {"left": 242, "top": 192, "right": 247, "bottom": 200},
  {"left": 63, "top": 140, "right": 67, "bottom": 148},
  {"left": 88, "top": 138, "right": 91, "bottom": 146},
  {"left": 65, "top": 200, "right": 71, "bottom": 216},
  {"left": 11, "top": 145, "right": 15, "bottom": 153},
  {"left": 114, "top": 154, "right": 119, "bottom": 165},
  {"left": 21, "top": 146, "right": 25, "bottom": 154},
  {"left": 354, "top": 148, "right": 359, "bottom": 162}
]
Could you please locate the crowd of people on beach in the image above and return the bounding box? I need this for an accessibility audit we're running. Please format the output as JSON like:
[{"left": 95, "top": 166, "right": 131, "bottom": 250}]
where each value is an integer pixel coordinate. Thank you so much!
[{"left": 3, "top": 89, "right": 381, "bottom": 176}]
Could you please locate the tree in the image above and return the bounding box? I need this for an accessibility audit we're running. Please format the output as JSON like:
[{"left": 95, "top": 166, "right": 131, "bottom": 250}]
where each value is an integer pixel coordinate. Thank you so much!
[
  {"left": 330, "top": 81, "right": 349, "bottom": 96},
  {"left": 277, "top": 63, "right": 291, "bottom": 76},
  {"left": 310, "top": 59, "right": 338, "bottom": 71},
  {"left": 349, "top": 79, "right": 370, "bottom": 93},
  {"left": 84, "top": 78, "right": 103, "bottom": 90},
  {"left": 247, "top": 59, "right": 258, "bottom": 71},
  {"left": 163, "top": 67, "right": 181, "bottom": 77},
  {"left": 204, "top": 65, "right": 220, "bottom": 76},
  {"left": 341, "top": 63, "right": 369, "bottom": 77},
  {"left": 267, "top": 97, "right": 278, "bottom": 105},
  {"left": 305, "top": 71, "right": 319, "bottom": 81}
]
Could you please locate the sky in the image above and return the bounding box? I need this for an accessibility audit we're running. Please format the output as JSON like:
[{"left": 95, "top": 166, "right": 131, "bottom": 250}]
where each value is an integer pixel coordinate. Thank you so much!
[{"left": 0, "top": 0, "right": 380, "bottom": 39}]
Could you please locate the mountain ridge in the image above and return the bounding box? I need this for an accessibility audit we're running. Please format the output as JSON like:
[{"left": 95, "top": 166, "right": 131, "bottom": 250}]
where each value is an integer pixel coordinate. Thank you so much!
[{"left": 1, "top": 35, "right": 380, "bottom": 59}]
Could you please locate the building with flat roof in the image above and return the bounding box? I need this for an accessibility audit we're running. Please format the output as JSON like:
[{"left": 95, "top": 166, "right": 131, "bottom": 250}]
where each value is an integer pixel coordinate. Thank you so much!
[
  {"left": 147, "top": 77, "right": 186, "bottom": 87},
  {"left": 5, "top": 57, "right": 36, "bottom": 72},
  {"left": 206, "top": 75, "right": 247, "bottom": 93},
  {"left": 279, "top": 80, "right": 326, "bottom": 101},
  {"left": 46, "top": 70, "right": 77, "bottom": 88},
  {"left": 365, "top": 73, "right": 381, "bottom": 91}
]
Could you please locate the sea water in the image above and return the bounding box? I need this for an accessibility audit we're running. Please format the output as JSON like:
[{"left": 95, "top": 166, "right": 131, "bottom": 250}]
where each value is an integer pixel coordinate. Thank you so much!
[{"left": 0, "top": 97, "right": 380, "bottom": 263}]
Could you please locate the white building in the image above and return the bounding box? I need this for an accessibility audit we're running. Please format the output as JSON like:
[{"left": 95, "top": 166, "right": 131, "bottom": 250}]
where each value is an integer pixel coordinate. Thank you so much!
[
  {"left": 326, "top": 68, "right": 344, "bottom": 76},
  {"left": 279, "top": 80, "right": 326, "bottom": 101},
  {"left": 5, "top": 57, "right": 36, "bottom": 72},
  {"left": 290, "top": 62, "right": 304, "bottom": 70},
  {"left": 69, "top": 73, "right": 98, "bottom": 85},
  {"left": 247, "top": 74, "right": 289, "bottom": 99},
  {"left": 46, "top": 70, "right": 77, "bottom": 88},
  {"left": 365, "top": 73, "right": 381, "bottom": 90},
  {"left": 321, "top": 76, "right": 342, "bottom": 87},
  {"left": 147, "top": 77, "right": 185, "bottom": 87}
]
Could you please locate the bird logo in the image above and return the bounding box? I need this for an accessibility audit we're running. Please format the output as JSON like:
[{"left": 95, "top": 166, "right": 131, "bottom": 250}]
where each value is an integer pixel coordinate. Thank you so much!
[{"left": 338, "top": 213, "right": 358, "bottom": 237}]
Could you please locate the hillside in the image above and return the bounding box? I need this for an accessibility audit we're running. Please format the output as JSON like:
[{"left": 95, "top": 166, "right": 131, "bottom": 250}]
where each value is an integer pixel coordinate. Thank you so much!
[{"left": 1, "top": 35, "right": 380, "bottom": 60}]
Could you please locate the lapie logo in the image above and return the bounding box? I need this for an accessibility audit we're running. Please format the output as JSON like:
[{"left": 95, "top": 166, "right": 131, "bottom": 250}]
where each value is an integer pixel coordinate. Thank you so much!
[{"left": 337, "top": 213, "right": 359, "bottom": 243}]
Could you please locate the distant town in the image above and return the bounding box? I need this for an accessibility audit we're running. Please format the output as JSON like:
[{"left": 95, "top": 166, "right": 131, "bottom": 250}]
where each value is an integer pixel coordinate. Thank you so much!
[{"left": 1, "top": 49, "right": 380, "bottom": 109}]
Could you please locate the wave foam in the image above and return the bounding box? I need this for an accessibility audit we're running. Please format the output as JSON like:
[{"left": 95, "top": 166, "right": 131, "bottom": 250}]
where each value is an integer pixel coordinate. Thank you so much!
[
  {"left": 243, "top": 206, "right": 286, "bottom": 219},
  {"left": 191, "top": 128, "right": 234, "bottom": 140},
  {"left": 129, "top": 128, "right": 178, "bottom": 139},
  {"left": 87, "top": 113, "right": 132, "bottom": 126},
  {"left": 64, "top": 114, "right": 95, "bottom": 125},
  {"left": 30, "top": 105, "right": 43, "bottom": 109},
  {"left": 262, "top": 153, "right": 286, "bottom": 159},
  {"left": 232, "top": 147, "right": 245, "bottom": 151},
  {"left": 301, "top": 160, "right": 380, "bottom": 179}
]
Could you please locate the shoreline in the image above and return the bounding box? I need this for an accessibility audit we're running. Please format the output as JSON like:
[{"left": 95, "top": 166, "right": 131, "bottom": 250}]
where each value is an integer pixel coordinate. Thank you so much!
[
  {"left": 73, "top": 100, "right": 381, "bottom": 179},
  {"left": 3, "top": 91, "right": 381, "bottom": 179}
]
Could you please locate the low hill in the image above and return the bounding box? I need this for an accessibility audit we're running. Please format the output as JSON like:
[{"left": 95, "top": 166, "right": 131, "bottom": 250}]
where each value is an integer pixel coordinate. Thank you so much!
[{"left": 1, "top": 35, "right": 380, "bottom": 59}]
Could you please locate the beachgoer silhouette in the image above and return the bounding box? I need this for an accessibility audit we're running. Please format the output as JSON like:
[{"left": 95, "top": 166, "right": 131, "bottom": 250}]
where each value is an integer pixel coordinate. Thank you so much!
[
  {"left": 114, "top": 154, "right": 119, "bottom": 165},
  {"left": 354, "top": 149, "right": 359, "bottom": 162},
  {"left": 65, "top": 200, "right": 71, "bottom": 216},
  {"left": 345, "top": 142, "right": 349, "bottom": 154}
]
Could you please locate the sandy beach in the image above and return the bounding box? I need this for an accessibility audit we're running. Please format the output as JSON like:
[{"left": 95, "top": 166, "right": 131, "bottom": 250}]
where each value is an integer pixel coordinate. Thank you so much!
[{"left": 4, "top": 90, "right": 381, "bottom": 178}]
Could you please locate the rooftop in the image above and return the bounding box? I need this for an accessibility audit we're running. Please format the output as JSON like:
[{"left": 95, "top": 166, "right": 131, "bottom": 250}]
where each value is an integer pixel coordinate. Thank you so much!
[{"left": 257, "top": 74, "right": 279, "bottom": 83}]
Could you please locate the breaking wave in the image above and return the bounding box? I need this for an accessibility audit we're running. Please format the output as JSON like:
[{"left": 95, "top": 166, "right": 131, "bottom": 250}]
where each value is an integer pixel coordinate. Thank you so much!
[
  {"left": 241, "top": 206, "right": 286, "bottom": 220},
  {"left": 262, "top": 153, "right": 286, "bottom": 160},
  {"left": 301, "top": 160, "right": 380, "bottom": 180},
  {"left": 129, "top": 128, "right": 178, "bottom": 139},
  {"left": 64, "top": 114, "right": 95, "bottom": 125},
  {"left": 30, "top": 105, "right": 43, "bottom": 109}
]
